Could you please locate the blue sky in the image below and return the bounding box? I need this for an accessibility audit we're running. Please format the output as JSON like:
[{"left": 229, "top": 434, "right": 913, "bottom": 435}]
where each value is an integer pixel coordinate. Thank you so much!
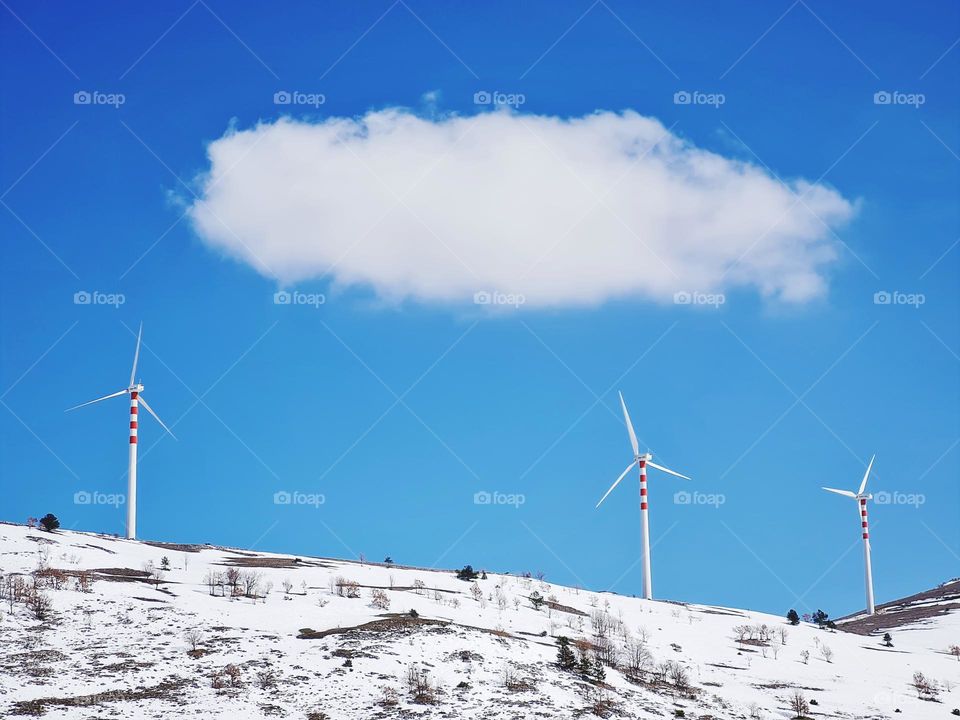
[{"left": 1, "top": 0, "right": 957, "bottom": 619}]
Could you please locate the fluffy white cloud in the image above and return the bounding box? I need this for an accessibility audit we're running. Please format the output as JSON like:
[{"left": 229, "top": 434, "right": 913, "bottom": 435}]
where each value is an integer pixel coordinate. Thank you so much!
[{"left": 188, "top": 109, "right": 854, "bottom": 307}]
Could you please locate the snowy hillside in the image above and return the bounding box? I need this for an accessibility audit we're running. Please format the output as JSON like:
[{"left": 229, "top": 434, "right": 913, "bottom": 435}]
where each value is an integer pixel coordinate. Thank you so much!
[{"left": 0, "top": 522, "right": 956, "bottom": 719}]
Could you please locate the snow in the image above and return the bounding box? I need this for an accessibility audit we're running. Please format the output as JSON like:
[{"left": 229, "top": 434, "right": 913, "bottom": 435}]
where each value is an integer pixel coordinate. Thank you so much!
[{"left": 0, "top": 523, "right": 956, "bottom": 718}]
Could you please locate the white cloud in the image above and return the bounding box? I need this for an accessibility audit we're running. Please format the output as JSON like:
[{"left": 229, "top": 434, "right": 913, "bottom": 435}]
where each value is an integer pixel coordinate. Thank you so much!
[{"left": 188, "top": 109, "right": 855, "bottom": 308}]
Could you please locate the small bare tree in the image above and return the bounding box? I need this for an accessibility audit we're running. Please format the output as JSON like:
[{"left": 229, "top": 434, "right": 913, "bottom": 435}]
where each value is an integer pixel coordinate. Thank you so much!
[
  {"left": 225, "top": 567, "right": 242, "bottom": 596},
  {"left": 800, "top": 649, "right": 810, "bottom": 664},
  {"left": 282, "top": 578, "right": 293, "bottom": 596},
  {"left": 820, "top": 644, "right": 834, "bottom": 663},
  {"left": 948, "top": 644, "right": 960, "bottom": 662},
  {"left": 789, "top": 689, "right": 809, "bottom": 718},
  {"left": 185, "top": 628, "right": 203, "bottom": 653},
  {"left": 370, "top": 588, "right": 390, "bottom": 610}
]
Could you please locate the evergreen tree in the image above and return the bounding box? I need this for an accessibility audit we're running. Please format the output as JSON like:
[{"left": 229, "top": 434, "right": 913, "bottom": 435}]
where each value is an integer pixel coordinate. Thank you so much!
[
  {"left": 592, "top": 658, "right": 606, "bottom": 683},
  {"left": 39, "top": 513, "right": 60, "bottom": 532},
  {"left": 556, "top": 636, "right": 576, "bottom": 670},
  {"left": 786, "top": 608, "right": 800, "bottom": 625},
  {"left": 160, "top": 556, "right": 171, "bottom": 571},
  {"left": 577, "top": 651, "right": 592, "bottom": 678},
  {"left": 530, "top": 591, "right": 544, "bottom": 610},
  {"left": 883, "top": 632, "right": 893, "bottom": 647},
  {"left": 811, "top": 609, "right": 829, "bottom": 628}
]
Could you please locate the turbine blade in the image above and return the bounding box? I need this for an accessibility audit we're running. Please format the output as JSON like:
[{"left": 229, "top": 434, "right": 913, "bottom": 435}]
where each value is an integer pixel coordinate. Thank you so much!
[
  {"left": 129, "top": 322, "right": 143, "bottom": 387},
  {"left": 596, "top": 460, "right": 637, "bottom": 509},
  {"left": 822, "top": 486, "right": 857, "bottom": 498},
  {"left": 65, "top": 388, "right": 128, "bottom": 412},
  {"left": 137, "top": 395, "right": 176, "bottom": 439},
  {"left": 858, "top": 455, "right": 875, "bottom": 496},
  {"left": 647, "top": 460, "right": 691, "bottom": 480},
  {"left": 618, "top": 391, "right": 640, "bottom": 457}
]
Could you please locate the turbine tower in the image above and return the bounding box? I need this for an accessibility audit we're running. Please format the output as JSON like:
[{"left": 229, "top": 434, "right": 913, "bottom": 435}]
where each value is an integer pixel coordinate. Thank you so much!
[
  {"left": 67, "top": 324, "right": 174, "bottom": 539},
  {"left": 823, "top": 455, "right": 876, "bottom": 615},
  {"left": 596, "top": 392, "right": 691, "bottom": 600}
]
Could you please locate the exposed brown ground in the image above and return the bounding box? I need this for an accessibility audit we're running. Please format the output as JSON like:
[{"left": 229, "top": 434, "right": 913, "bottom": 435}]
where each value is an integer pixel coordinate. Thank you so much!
[{"left": 836, "top": 580, "right": 960, "bottom": 635}]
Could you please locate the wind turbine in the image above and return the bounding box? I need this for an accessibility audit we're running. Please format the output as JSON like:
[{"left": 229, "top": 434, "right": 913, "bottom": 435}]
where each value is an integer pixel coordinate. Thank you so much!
[
  {"left": 66, "top": 324, "right": 174, "bottom": 539},
  {"left": 823, "top": 455, "right": 877, "bottom": 615},
  {"left": 596, "top": 391, "right": 691, "bottom": 600}
]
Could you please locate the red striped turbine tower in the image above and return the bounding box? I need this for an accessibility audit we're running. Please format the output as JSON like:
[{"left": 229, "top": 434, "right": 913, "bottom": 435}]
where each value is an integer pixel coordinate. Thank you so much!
[
  {"left": 67, "top": 324, "right": 175, "bottom": 539},
  {"left": 823, "top": 455, "right": 876, "bottom": 615},
  {"left": 596, "top": 392, "right": 692, "bottom": 600}
]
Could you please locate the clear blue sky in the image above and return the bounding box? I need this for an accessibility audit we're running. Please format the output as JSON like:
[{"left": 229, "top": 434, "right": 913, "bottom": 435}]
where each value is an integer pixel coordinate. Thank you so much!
[{"left": 1, "top": 0, "right": 957, "bottom": 619}]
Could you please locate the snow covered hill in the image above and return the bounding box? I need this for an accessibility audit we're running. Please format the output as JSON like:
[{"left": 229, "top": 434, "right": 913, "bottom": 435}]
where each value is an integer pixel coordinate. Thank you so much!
[{"left": 0, "top": 522, "right": 956, "bottom": 719}]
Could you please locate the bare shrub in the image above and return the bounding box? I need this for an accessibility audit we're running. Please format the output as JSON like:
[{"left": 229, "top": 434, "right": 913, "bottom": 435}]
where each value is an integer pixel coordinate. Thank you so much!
[
  {"left": 371, "top": 588, "right": 391, "bottom": 610},
  {"left": 949, "top": 644, "right": 960, "bottom": 662},
  {"left": 224, "top": 664, "right": 242, "bottom": 687},
  {"left": 406, "top": 665, "right": 438, "bottom": 704},
  {"left": 820, "top": 644, "right": 834, "bottom": 663},
  {"left": 335, "top": 577, "right": 360, "bottom": 598},
  {"left": 912, "top": 671, "right": 939, "bottom": 700},
  {"left": 800, "top": 649, "right": 810, "bottom": 664},
  {"left": 379, "top": 687, "right": 399, "bottom": 707},
  {"left": 282, "top": 578, "right": 293, "bottom": 595},
  {"left": 503, "top": 665, "right": 534, "bottom": 692}
]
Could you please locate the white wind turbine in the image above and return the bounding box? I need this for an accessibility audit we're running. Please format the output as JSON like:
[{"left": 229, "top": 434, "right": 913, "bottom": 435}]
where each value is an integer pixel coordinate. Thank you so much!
[
  {"left": 823, "top": 455, "right": 877, "bottom": 615},
  {"left": 66, "top": 324, "right": 174, "bottom": 539},
  {"left": 596, "top": 391, "right": 691, "bottom": 600}
]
